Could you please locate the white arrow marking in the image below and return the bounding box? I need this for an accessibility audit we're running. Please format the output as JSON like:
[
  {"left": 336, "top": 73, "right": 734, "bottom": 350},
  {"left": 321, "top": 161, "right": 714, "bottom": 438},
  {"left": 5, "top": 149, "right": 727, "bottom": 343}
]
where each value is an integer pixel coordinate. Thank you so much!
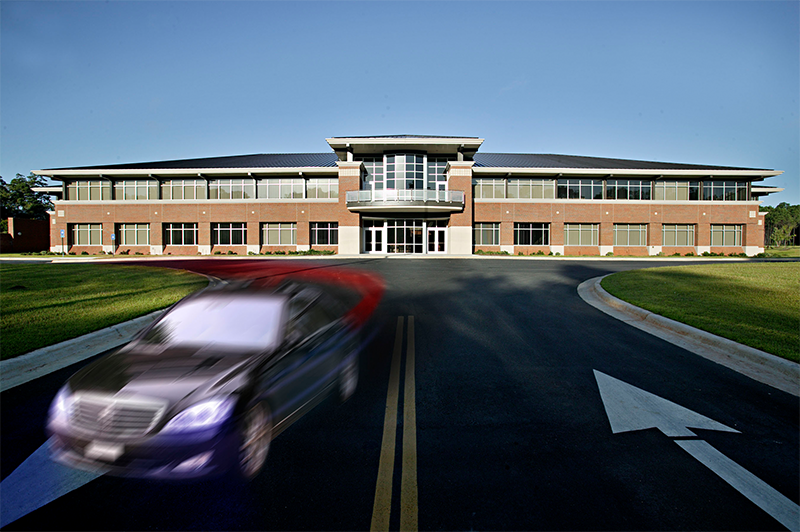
[
  {"left": 594, "top": 370, "right": 800, "bottom": 532},
  {"left": 0, "top": 438, "right": 104, "bottom": 528}
]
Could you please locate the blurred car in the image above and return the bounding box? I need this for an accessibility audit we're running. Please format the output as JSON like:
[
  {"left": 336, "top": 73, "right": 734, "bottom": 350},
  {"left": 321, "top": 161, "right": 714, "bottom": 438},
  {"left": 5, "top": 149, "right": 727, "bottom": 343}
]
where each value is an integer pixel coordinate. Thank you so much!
[{"left": 46, "top": 282, "right": 362, "bottom": 480}]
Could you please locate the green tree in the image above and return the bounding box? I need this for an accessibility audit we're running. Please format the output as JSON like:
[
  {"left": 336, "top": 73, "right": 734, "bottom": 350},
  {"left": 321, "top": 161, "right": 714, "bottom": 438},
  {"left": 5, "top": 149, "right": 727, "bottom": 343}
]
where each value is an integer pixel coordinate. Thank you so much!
[
  {"left": 0, "top": 173, "right": 54, "bottom": 233},
  {"left": 761, "top": 202, "right": 800, "bottom": 247}
]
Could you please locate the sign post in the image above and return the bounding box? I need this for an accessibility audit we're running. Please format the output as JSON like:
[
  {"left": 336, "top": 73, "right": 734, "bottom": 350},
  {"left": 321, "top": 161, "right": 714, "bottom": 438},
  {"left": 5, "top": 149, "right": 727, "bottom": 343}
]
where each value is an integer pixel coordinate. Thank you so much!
[
  {"left": 60, "top": 229, "right": 65, "bottom": 256},
  {"left": 110, "top": 233, "right": 115, "bottom": 256}
]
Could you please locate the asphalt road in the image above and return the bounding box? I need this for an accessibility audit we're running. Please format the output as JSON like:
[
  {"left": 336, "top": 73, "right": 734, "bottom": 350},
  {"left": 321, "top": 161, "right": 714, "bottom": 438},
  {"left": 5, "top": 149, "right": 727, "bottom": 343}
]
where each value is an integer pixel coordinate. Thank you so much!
[{"left": 1, "top": 258, "right": 798, "bottom": 530}]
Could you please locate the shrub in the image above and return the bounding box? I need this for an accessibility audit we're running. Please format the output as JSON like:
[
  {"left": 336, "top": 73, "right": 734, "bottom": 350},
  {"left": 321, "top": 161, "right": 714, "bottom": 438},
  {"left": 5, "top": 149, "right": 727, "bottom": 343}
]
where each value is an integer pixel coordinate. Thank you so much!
[{"left": 80, "top": 251, "right": 89, "bottom": 255}]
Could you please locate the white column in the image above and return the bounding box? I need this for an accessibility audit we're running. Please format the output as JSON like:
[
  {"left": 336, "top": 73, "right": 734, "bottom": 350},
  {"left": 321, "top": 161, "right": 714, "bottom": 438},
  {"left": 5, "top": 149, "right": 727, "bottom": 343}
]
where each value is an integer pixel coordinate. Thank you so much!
[
  {"left": 149, "top": 245, "right": 163, "bottom": 256},
  {"left": 338, "top": 226, "right": 361, "bottom": 254},
  {"left": 599, "top": 245, "right": 614, "bottom": 256},
  {"left": 744, "top": 246, "right": 763, "bottom": 256},
  {"left": 696, "top": 246, "right": 710, "bottom": 255},
  {"left": 550, "top": 245, "right": 565, "bottom": 256},
  {"left": 449, "top": 226, "right": 472, "bottom": 255},
  {"left": 648, "top": 246, "right": 662, "bottom": 256},
  {"left": 198, "top": 245, "right": 211, "bottom": 255},
  {"left": 247, "top": 244, "right": 260, "bottom": 255}
]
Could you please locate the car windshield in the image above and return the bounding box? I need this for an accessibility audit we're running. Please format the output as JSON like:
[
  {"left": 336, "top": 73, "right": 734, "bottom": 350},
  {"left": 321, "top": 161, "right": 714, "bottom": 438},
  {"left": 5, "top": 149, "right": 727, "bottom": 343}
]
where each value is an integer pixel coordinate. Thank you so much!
[{"left": 141, "top": 293, "right": 285, "bottom": 351}]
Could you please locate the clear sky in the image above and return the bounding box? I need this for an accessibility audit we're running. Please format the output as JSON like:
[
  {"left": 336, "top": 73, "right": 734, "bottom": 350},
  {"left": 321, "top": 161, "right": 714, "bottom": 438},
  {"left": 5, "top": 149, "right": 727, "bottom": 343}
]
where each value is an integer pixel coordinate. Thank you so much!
[{"left": 2, "top": 1, "right": 798, "bottom": 206}]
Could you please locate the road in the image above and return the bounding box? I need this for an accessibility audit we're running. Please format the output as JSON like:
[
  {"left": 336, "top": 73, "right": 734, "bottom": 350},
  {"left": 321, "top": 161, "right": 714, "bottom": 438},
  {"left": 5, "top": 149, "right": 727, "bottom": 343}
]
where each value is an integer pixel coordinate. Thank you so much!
[{"left": 2, "top": 258, "right": 798, "bottom": 530}]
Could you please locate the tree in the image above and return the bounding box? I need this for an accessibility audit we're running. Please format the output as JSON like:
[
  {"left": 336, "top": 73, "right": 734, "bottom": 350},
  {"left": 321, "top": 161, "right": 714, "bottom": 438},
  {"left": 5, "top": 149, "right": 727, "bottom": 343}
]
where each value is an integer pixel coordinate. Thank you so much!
[
  {"left": 0, "top": 173, "right": 54, "bottom": 233},
  {"left": 761, "top": 202, "right": 800, "bottom": 247}
]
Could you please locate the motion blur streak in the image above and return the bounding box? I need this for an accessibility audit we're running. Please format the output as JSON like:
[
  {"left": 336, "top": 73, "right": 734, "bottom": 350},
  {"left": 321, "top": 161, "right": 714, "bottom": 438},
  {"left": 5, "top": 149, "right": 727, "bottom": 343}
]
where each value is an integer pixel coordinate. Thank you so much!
[
  {"left": 401, "top": 316, "right": 418, "bottom": 532},
  {"left": 0, "top": 438, "right": 104, "bottom": 527}
]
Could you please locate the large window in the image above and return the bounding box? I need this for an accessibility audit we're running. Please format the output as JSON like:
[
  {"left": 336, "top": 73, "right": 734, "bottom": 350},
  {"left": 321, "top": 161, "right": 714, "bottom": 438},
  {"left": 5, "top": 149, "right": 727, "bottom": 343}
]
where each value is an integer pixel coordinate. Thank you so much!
[
  {"left": 606, "top": 180, "right": 652, "bottom": 200},
  {"left": 310, "top": 222, "right": 338, "bottom": 245},
  {"left": 387, "top": 219, "right": 424, "bottom": 253},
  {"left": 473, "top": 223, "right": 500, "bottom": 245},
  {"left": 161, "top": 179, "right": 206, "bottom": 200},
  {"left": 386, "top": 154, "right": 424, "bottom": 190},
  {"left": 307, "top": 178, "right": 339, "bottom": 199},
  {"left": 66, "top": 180, "right": 111, "bottom": 201},
  {"left": 654, "top": 181, "right": 699, "bottom": 201},
  {"left": 613, "top": 224, "right": 647, "bottom": 246},
  {"left": 427, "top": 157, "right": 451, "bottom": 190},
  {"left": 117, "top": 223, "right": 150, "bottom": 245},
  {"left": 209, "top": 179, "right": 255, "bottom": 200},
  {"left": 662, "top": 224, "right": 695, "bottom": 246},
  {"left": 362, "top": 157, "right": 385, "bottom": 191},
  {"left": 262, "top": 223, "right": 296, "bottom": 245},
  {"left": 710, "top": 225, "right": 742, "bottom": 246},
  {"left": 702, "top": 181, "right": 749, "bottom": 201},
  {"left": 473, "top": 178, "right": 506, "bottom": 199},
  {"left": 70, "top": 223, "right": 102, "bottom": 245},
  {"left": 257, "top": 179, "right": 304, "bottom": 199},
  {"left": 564, "top": 223, "right": 599, "bottom": 246},
  {"left": 164, "top": 223, "right": 198, "bottom": 246},
  {"left": 115, "top": 180, "right": 158, "bottom": 200},
  {"left": 212, "top": 223, "right": 247, "bottom": 245},
  {"left": 557, "top": 179, "right": 604, "bottom": 200},
  {"left": 514, "top": 223, "right": 550, "bottom": 245},
  {"left": 508, "top": 179, "right": 556, "bottom": 199}
]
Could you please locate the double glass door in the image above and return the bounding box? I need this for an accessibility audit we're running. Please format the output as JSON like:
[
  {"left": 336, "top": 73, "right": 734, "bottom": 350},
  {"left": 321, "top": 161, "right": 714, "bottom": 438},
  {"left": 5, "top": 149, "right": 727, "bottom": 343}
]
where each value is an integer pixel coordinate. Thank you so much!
[{"left": 364, "top": 219, "right": 447, "bottom": 254}]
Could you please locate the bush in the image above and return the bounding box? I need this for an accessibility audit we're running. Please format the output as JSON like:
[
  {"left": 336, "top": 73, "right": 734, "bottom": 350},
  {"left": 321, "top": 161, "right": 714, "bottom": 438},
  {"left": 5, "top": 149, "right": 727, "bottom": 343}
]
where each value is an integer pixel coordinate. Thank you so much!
[
  {"left": 227, "top": 250, "right": 237, "bottom": 255},
  {"left": 605, "top": 252, "right": 614, "bottom": 256},
  {"left": 80, "top": 251, "right": 89, "bottom": 255}
]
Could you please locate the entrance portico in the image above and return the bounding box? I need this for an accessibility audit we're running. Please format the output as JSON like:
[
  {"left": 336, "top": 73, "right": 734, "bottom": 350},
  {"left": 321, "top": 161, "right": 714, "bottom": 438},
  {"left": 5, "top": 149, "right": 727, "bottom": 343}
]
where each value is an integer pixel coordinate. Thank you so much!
[{"left": 363, "top": 218, "right": 449, "bottom": 254}]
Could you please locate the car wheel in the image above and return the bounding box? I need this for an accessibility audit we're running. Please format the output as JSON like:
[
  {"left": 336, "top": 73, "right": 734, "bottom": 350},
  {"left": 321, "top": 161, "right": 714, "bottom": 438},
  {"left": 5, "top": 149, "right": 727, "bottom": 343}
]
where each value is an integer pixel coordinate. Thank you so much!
[
  {"left": 237, "top": 402, "right": 272, "bottom": 480},
  {"left": 339, "top": 354, "right": 359, "bottom": 402}
]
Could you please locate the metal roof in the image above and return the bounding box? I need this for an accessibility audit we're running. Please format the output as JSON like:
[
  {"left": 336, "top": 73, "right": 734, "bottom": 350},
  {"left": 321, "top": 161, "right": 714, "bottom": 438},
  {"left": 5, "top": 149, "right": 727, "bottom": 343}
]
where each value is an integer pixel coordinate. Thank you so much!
[
  {"left": 52, "top": 153, "right": 339, "bottom": 171},
  {"left": 473, "top": 153, "right": 771, "bottom": 172}
]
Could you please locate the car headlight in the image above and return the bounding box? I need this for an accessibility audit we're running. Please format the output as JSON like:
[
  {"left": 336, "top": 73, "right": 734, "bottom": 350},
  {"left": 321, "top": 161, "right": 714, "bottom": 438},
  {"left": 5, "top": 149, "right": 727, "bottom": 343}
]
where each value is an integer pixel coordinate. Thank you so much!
[
  {"left": 162, "top": 397, "right": 236, "bottom": 433},
  {"left": 48, "top": 386, "right": 74, "bottom": 425}
]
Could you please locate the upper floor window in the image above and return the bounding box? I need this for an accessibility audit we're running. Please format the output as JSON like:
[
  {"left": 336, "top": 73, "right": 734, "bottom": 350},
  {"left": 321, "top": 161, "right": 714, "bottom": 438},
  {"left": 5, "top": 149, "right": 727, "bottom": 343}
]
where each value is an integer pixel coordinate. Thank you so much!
[
  {"left": 427, "top": 158, "right": 450, "bottom": 190},
  {"left": 362, "top": 157, "right": 385, "bottom": 191},
  {"left": 508, "top": 179, "right": 556, "bottom": 199},
  {"left": 606, "top": 180, "right": 652, "bottom": 200},
  {"left": 115, "top": 180, "right": 158, "bottom": 200},
  {"left": 257, "top": 178, "right": 304, "bottom": 199},
  {"left": 387, "top": 154, "right": 424, "bottom": 190},
  {"left": 66, "top": 180, "right": 111, "bottom": 201},
  {"left": 702, "top": 181, "right": 748, "bottom": 201},
  {"left": 307, "top": 178, "right": 339, "bottom": 199},
  {"left": 209, "top": 179, "right": 255, "bottom": 200},
  {"left": 654, "top": 181, "right": 699, "bottom": 201},
  {"left": 557, "top": 179, "right": 603, "bottom": 200},
  {"left": 162, "top": 179, "right": 206, "bottom": 200},
  {"left": 473, "top": 178, "right": 505, "bottom": 199}
]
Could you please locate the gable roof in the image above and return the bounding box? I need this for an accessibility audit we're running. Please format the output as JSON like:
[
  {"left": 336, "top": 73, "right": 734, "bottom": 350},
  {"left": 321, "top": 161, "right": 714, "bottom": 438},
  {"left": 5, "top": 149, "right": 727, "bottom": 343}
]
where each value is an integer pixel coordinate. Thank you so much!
[
  {"left": 51, "top": 153, "right": 338, "bottom": 171},
  {"left": 473, "top": 153, "right": 771, "bottom": 172}
]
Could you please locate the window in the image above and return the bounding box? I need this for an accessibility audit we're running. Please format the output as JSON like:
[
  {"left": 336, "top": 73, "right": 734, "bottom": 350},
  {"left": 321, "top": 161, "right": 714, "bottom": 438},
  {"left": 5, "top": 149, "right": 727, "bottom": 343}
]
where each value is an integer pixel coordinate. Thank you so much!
[
  {"left": 564, "top": 223, "right": 599, "bottom": 246},
  {"left": 427, "top": 157, "right": 451, "bottom": 190},
  {"left": 654, "top": 181, "right": 699, "bottom": 201},
  {"left": 702, "top": 181, "right": 749, "bottom": 201},
  {"left": 711, "top": 225, "right": 742, "bottom": 246},
  {"left": 473, "top": 178, "right": 506, "bottom": 199},
  {"left": 161, "top": 180, "right": 206, "bottom": 200},
  {"left": 557, "top": 179, "right": 604, "bottom": 200},
  {"left": 117, "top": 223, "right": 150, "bottom": 245},
  {"left": 606, "top": 180, "right": 652, "bottom": 200},
  {"left": 164, "top": 223, "right": 198, "bottom": 246},
  {"left": 362, "top": 157, "right": 385, "bottom": 191},
  {"left": 473, "top": 223, "right": 500, "bottom": 245},
  {"left": 507, "top": 179, "right": 556, "bottom": 199},
  {"left": 386, "top": 154, "right": 424, "bottom": 190},
  {"left": 209, "top": 179, "right": 255, "bottom": 200},
  {"left": 386, "top": 219, "right": 424, "bottom": 253},
  {"left": 662, "top": 224, "right": 695, "bottom": 246},
  {"left": 310, "top": 222, "right": 338, "bottom": 245},
  {"left": 306, "top": 178, "right": 339, "bottom": 199},
  {"left": 212, "top": 223, "right": 247, "bottom": 245},
  {"left": 613, "top": 224, "right": 647, "bottom": 246},
  {"left": 115, "top": 180, "right": 158, "bottom": 200},
  {"left": 66, "top": 180, "right": 111, "bottom": 201},
  {"left": 514, "top": 223, "right": 550, "bottom": 245},
  {"left": 257, "top": 179, "right": 304, "bottom": 199},
  {"left": 70, "top": 223, "right": 102, "bottom": 245},
  {"left": 262, "top": 223, "right": 296, "bottom": 245}
]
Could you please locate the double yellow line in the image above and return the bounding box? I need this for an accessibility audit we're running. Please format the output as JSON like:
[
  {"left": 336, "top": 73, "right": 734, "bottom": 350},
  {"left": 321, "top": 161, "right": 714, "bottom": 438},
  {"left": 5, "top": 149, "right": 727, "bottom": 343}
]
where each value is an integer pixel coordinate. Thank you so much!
[{"left": 371, "top": 316, "right": 418, "bottom": 532}]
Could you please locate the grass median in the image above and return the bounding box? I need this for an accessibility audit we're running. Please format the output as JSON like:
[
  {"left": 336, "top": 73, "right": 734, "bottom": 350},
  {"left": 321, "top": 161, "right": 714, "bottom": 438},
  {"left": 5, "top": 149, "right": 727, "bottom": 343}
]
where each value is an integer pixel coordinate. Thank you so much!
[
  {"left": 601, "top": 263, "right": 799, "bottom": 362},
  {"left": 0, "top": 263, "right": 208, "bottom": 360}
]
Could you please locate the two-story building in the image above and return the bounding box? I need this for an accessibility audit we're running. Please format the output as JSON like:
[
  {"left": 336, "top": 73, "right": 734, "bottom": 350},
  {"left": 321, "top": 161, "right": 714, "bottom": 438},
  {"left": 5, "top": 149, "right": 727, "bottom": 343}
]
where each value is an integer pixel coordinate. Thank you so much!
[{"left": 33, "top": 134, "right": 782, "bottom": 256}]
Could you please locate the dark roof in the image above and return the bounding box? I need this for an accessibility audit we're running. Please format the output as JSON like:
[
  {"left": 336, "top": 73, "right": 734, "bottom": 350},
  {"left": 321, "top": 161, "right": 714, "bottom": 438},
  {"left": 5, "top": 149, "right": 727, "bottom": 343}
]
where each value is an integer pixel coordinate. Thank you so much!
[
  {"left": 473, "top": 153, "right": 771, "bottom": 171},
  {"left": 54, "top": 153, "right": 338, "bottom": 171}
]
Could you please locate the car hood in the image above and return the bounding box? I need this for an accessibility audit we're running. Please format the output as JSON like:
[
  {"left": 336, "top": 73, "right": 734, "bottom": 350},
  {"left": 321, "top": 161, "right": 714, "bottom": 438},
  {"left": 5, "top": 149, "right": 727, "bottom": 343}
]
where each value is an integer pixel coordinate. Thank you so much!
[{"left": 67, "top": 344, "right": 260, "bottom": 408}]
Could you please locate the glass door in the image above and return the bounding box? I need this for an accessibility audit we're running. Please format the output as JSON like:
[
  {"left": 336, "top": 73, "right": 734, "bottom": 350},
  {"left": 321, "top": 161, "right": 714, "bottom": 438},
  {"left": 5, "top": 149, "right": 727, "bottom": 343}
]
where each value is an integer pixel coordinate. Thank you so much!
[
  {"left": 427, "top": 220, "right": 447, "bottom": 253},
  {"left": 364, "top": 223, "right": 384, "bottom": 253}
]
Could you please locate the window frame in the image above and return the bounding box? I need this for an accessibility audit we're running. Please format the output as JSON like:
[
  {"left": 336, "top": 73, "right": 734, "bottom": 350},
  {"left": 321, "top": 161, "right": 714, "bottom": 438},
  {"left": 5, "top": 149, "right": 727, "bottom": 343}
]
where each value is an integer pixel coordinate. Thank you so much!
[
  {"left": 473, "top": 222, "right": 500, "bottom": 246},
  {"left": 513, "top": 222, "right": 550, "bottom": 245},
  {"left": 261, "top": 222, "right": 297, "bottom": 245},
  {"left": 564, "top": 223, "right": 599, "bottom": 246},
  {"left": 710, "top": 224, "right": 743, "bottom": 246},
  {"left": 613, "top": 223, "right": 647, "bottom": 246},
  {"left": 212, "top": 222, "right": 247, "bottom": 246},
  {"left": 310, "top": 222, "right": 339, "bottom": 245},
  {"left": 163, "top": 222, "right": 198, "bottom": 246}
]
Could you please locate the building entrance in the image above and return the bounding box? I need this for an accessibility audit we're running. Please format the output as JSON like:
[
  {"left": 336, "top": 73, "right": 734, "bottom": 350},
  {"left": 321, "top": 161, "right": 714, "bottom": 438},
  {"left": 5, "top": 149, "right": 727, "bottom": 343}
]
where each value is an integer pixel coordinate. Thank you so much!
[{"left": 363, "top": 218, "right": 448, "bottom": 254}]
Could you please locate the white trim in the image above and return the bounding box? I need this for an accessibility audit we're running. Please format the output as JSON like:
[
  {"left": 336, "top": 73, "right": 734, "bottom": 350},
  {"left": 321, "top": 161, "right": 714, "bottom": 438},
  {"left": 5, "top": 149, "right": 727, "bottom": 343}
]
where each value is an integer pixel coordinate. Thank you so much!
[
  {"left": 500, "top": 245, "right": 514, "bottom": 254},
  {"left": 296, "top": 244, "right": 310, "bottom": 252},
  {"left": 150, "top": 245, "right": 163, "bottom": 256},
  {"left": 472, "top": 167, "right": 782, "bottom": 178},
  {"left": 648, "top": 246, "right": 663, "bottom": 256},
  {"left": 449, "top": 226, "right": 472, "bottom": 255},
  {"left": 197, "top": 245, "right": 211, "bottom": 255},
  {"left": 744, "top": 246, "right": 763, "bottom": 257},
  {"left": 247, "top": 244, "right": 260, "bottom": 254},
  {"left": 599, "top": 245, "right": 614, "bottom": 256},
  {"left": 33, "top": 167, "right": 337, "bottom": 178},
  {"left": 338, "top": 226, "right": 360, "bottom": 255},
  {"left": 550, "top": 245, "right": 565, "bottom": 255},
  {"left": 697, "top": 246, "right": 710, "bottom": 255}
]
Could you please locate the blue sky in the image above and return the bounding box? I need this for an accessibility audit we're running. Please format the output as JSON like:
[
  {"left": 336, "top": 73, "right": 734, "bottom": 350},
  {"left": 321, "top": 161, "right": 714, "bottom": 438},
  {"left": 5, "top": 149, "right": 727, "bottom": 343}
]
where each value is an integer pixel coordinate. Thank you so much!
[{"left": 2, "top": 1, "right": 797, "bottom": 206}]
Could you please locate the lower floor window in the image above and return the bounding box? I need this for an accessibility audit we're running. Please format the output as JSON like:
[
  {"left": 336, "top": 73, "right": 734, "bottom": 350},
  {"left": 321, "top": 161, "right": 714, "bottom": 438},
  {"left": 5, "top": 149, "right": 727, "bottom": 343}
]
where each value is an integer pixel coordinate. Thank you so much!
[
  {"left": 213, "top": 222, "right": 246, "bottom": 245},
  {"left": 613, "top": 224, "right": 647, "bottom": 246},
  {"left": 310, "top": 222, "right": 338, "bottom": 245},
  {"left": 564, "top": 223, "right": 599, "bottom": 246},
  {"left": 262, "top": 223, "right": 296, "bottom": 245},
  {"left": 117, "top": 223, "right": 150, "bottom": 245},
  {"left": 662, "top": 224, "right": 695, "bottom": 246},
  {"left": 387, "top": 219, "right": 423, "bottom": 253},
  {"left": 473, "top": 223, "right": 500, "bottom": 245},
  {"left": 163, "top": 223, "right": 198, "bottom": 245},
  {"left": 70, "top": 223, "right": 102, "bottom": 245},
  {"left": 711, "top": 224, "right": 742, "bottom": 246},
  {"left": 514, "top": 223, "right": 550, "bottom": 245}
]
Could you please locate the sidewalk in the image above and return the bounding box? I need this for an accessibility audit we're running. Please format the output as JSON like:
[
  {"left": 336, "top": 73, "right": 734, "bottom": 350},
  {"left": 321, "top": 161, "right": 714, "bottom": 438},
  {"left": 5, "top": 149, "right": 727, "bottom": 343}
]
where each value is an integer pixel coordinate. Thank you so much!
[{"left": 578, "top": 275, "right": 799, "bottom": 397}]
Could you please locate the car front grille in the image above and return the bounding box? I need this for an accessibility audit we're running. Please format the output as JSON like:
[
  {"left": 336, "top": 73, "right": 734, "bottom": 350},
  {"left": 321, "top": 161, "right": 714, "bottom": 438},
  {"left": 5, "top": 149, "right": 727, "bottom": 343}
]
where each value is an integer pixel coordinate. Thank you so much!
[{"left": 69, "top": 393, "right": 167, "bottom": 439}]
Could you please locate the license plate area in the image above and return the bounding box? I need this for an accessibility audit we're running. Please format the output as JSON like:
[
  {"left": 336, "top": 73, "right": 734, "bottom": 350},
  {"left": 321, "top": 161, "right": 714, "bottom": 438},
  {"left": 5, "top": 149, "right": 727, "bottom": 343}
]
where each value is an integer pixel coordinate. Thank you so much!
[{"left": 85, "top": 441, "right": 124, "bottom": 462}]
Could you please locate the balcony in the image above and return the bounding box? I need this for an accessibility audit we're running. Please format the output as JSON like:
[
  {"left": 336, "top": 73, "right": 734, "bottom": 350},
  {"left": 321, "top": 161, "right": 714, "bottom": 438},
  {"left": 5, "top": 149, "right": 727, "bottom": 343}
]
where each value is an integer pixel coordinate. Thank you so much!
[{"left": 345, "top": 189, "right": 465, "bottom": 213}]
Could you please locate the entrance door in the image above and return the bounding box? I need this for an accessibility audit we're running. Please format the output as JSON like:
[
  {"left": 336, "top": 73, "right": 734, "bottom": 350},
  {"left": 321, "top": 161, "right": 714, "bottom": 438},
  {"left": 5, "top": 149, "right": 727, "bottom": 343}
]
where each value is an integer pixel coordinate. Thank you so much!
[
  {"left": 365, "top": 226, "right": 384, "bottom": 253},
  {"left": 427, "top": 227, "right": 446, "bottom": 253}
]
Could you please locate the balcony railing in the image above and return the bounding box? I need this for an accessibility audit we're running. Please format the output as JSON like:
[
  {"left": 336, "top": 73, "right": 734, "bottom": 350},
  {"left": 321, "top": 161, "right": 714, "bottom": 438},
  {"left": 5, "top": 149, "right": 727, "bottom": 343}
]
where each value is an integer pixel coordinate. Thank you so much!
[{"left": 346, "top": 189, "right": 465, "bottom": 204}]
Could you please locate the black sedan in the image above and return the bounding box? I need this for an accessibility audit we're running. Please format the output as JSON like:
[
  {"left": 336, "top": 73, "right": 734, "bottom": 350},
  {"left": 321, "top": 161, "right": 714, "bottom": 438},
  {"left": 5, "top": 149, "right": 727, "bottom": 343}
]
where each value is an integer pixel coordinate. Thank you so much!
[{"left": 46, "top": 282, "right": 362, "bottom": 480}]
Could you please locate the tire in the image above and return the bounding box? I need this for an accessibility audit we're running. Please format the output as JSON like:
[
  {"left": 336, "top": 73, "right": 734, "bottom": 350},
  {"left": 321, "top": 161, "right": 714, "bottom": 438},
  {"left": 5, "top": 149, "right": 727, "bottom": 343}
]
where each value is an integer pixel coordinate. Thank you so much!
[
  {"left": 237, "top": 401, "right": 272, "bottom": 480},
  {"left": 338, "top": 354, "right": 359, "bottom": 402}
]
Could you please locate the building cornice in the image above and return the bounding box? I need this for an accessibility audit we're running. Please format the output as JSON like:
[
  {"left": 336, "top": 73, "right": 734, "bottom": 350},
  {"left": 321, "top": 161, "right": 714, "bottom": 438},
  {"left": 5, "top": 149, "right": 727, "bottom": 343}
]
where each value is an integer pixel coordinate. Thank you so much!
[{"left": 472, "top": 167, "right": 783, "bottom": 179}]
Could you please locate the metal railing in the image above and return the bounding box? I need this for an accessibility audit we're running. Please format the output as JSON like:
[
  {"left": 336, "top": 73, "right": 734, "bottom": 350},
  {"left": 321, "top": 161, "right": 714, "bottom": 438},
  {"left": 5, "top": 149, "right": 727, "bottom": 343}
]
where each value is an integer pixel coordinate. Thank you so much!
[{"left": 346, "top": 189, "right": 464, "bottom": 204}]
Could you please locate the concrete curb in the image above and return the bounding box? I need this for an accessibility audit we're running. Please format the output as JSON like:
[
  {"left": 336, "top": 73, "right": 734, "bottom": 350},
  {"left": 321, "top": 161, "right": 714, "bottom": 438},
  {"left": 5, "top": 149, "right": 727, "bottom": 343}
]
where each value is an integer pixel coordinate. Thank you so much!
[
  {"left": 0, "top": 311, "right": 164, "bottom": 393},
  {"left": 578, "top": 275, "right": 799, "bottom": 397}
]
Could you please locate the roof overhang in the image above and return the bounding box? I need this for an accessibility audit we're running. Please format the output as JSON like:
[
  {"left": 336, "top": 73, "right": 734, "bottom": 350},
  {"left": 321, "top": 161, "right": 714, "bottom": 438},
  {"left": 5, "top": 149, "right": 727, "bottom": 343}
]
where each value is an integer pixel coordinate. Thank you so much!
[
  {"left": 326, "top": 136, "right": 484, "bottom": 159},
  {"left": 472, "top": 167, "right": 784, "bottom": 179},
  {"left": 32, "top": 167, "right": 337, "bottom": 180}
]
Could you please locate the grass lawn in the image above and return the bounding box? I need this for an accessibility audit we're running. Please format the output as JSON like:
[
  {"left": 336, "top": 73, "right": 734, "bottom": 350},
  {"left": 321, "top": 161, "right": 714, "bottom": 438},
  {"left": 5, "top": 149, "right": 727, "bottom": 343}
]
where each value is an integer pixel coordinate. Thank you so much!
[
  {"left": 763, "top": 246, "right": 800, "bottom": 258},
  {"left": 601, "top": 263, "right": 800, "bottom": 362},
  {"left": 1, "top": 263, "right": 208, "bottom": 360}
]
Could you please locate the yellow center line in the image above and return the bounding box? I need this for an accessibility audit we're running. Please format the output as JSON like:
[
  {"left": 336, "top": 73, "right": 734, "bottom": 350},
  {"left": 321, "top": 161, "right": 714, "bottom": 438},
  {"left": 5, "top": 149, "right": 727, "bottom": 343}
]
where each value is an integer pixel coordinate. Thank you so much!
[
  {"left": 400, "top": 316, "right": 418, "bottom": 532},
  {"left": 371, "top": 316, "right": 404, "bottom": 532}
]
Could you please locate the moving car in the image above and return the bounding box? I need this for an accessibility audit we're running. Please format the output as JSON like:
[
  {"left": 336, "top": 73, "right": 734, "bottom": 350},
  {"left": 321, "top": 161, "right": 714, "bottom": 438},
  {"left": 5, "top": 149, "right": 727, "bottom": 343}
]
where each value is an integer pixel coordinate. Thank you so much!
[{"left": 46, "top": 282, "right": 362, "bottom": 480}]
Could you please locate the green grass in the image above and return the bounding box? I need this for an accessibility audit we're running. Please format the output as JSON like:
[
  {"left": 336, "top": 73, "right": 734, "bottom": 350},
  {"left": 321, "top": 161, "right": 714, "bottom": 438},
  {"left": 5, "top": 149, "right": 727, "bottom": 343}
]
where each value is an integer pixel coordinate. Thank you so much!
[
  {"left": 1, "top": 263, "right": 208, "bottom": 360},
  {"left": 763, "top": 246, "right": 800, "bottom": 258},
  {"left": 601, "top": 263, "right": 800, "bottom": 362}
]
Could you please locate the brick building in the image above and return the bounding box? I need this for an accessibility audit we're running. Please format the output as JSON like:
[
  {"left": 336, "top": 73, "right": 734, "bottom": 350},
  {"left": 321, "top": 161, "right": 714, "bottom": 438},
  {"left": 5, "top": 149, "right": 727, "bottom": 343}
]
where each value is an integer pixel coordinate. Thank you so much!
[{"left": 33, "top": 135, "right": 782, "bottom": 256}]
